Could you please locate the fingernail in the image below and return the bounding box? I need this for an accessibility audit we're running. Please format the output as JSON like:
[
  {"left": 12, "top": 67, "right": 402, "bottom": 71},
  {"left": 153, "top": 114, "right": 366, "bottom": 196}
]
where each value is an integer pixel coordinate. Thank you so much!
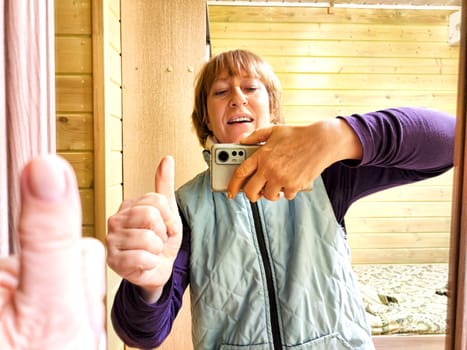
[
  {"left": 227, "top": 192, "right": 233, "bottom": 200},
  {"left": 28, "top": 156, "right": 67, "bottom": 201}
]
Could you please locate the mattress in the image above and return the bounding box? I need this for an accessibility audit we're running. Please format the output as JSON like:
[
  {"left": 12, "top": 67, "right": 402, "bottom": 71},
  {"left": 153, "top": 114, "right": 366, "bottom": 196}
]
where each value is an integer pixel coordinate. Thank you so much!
[{"left": 352, "top": 263, "right": 448, "bottom": 335}]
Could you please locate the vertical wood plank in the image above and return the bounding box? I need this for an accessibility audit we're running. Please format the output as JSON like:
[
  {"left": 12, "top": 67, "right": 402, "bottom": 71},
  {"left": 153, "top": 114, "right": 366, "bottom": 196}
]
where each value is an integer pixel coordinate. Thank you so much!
[
  {"left": 91, "top": 0, "right": 126, "bottom": 349},
  {"left": 92, "top": 0, "right": 106, "bottom": 243},
  {"left": 121, "top": 0, "right": 207, "bottom": 195},
  {"left": 446, "top": 1, "right": 467, "bottom": 349},
  {"left": 121, "top": 1, "right": 207, "bottom": 349}
]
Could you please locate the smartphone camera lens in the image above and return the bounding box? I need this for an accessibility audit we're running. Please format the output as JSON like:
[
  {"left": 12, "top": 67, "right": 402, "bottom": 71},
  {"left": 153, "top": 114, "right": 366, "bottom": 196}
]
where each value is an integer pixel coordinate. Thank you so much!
[{"left": 218, "top": 150, "right": 229, "bottom": 162}]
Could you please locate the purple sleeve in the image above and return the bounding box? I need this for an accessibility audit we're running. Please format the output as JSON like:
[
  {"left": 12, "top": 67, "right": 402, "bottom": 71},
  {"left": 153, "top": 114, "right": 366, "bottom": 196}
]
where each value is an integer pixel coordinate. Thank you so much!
[
  {"left": 110, "top": 217, "right": 191, "bottom": 349},
  {"left": 322, "top": 106, "right": 455, "bottom": 224}
]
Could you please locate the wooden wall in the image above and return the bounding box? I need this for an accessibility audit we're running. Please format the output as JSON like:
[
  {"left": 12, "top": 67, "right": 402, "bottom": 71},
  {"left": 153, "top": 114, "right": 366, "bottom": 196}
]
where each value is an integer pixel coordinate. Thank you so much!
[
  {"left": 55, "top": 0, "right": 95, "bottom": 238},
  {"left": 55, "top": 0, "right": 123, "bottom": 242},
  {"left": 208, "top": 5, "right": 459, "bottom": 264},
  {"left": 121, "top": 1, "right": 206, "bottom": 350},
  {"left": 91, "top": 0, "right": 125, "bottom": 349},
  {"left": 56, "top": 0, "right": 125, "bottom": 348}
]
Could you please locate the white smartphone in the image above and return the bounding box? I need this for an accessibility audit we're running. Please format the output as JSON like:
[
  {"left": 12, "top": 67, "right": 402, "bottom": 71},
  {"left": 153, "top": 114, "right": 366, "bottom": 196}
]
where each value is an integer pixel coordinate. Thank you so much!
[{"left": 210, "top": 144, "right": 260, "bottom": 192}]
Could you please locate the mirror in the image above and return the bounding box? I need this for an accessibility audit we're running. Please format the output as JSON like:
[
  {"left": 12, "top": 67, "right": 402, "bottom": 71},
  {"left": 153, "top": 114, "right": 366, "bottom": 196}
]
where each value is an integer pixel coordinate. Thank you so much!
[
  {"left": 95, "top": 1, "right": 465, "bottom": 349},
  {"left": 206, "top": 1, "right": 459, "bottom": 348},
  {"left": 7, "top": 0, "right": 464, "bottom": 349}
]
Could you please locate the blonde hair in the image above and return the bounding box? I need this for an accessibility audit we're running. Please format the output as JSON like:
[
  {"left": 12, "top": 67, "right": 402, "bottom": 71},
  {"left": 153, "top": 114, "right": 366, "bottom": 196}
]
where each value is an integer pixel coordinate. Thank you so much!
[{"left": 191, "top": 49, "right": 283, "bottom": 147}]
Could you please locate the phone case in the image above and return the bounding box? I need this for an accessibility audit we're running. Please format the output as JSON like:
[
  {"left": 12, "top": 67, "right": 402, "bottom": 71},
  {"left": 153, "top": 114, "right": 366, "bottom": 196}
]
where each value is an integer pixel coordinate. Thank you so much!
[{"left": 210, "top": 144, "right": 259, "bottom": 192}]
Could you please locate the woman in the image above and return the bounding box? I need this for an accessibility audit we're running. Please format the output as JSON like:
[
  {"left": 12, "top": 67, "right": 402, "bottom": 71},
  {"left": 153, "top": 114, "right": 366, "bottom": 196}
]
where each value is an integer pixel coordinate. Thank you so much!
[{"left": 107, "top": 50, "right": 455, "bottom": 350}]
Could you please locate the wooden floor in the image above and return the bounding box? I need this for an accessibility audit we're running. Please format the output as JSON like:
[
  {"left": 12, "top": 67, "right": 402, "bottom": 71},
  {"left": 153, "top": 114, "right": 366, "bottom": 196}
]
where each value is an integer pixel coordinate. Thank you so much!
[{"left": 373, "top": 335, "right": 445, "bottom": 350}]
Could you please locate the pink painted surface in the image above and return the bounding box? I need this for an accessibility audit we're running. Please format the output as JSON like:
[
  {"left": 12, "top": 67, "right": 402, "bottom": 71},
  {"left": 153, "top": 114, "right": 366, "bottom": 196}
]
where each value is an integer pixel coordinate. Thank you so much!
[
  {"left": 1, "top": 0, "right": 55, "bottom": 255},
  {"left": 0, "top": 0, "right": 6, "bottom": 256}
]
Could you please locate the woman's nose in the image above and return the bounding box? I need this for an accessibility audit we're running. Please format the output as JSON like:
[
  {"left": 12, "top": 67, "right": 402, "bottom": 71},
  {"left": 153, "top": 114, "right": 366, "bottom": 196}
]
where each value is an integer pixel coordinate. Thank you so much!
[{"left": 230, "top": 89, "right": 247, "bottom": 107}]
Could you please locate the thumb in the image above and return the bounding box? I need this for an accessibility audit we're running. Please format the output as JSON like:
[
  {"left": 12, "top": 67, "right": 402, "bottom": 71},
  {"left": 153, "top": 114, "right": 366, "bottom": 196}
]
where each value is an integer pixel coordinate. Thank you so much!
[
  {"left": 17, "top": 154, "right": 82, "bottom": 300},
  {"left": 240, "top": 126, "right": 274, "bottom": 145},
  {"left": 155, "top": 155, "right": 177, "bottom": 208}
]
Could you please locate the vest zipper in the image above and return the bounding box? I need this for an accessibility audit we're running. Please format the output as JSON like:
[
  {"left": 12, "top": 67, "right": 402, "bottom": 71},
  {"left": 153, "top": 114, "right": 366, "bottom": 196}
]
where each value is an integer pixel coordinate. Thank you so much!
[{"left": 250, "top": 202, "right": 283, "bottom": 350}]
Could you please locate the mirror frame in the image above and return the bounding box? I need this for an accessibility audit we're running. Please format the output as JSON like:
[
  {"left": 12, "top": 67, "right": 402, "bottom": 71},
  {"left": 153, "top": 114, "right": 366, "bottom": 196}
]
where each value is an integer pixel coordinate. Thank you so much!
[{"left": 446, "top": 0, "right": 467, "bottom": 349}]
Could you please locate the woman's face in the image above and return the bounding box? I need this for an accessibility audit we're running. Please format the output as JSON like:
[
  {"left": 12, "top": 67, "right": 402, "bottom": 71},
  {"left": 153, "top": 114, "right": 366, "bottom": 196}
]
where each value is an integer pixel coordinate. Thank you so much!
[{"left": 206, "top": 70, "right": 272, "bottom": 143}]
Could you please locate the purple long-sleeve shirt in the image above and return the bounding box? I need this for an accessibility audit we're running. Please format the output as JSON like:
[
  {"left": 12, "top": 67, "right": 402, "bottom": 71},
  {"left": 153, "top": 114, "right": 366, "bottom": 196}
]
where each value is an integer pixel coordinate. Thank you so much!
[{"left": 111, "top": 107, "right": 455, "bottom": 349}]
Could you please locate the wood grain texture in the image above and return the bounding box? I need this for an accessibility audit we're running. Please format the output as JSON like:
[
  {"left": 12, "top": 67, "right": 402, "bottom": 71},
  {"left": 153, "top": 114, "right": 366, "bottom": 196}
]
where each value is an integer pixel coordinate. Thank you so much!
[
  {"left": 55, "top": 0, "right": 95, "bottom": 237},
  {"left": 121, "top": 1, "right": 206, "bottom": 349}
]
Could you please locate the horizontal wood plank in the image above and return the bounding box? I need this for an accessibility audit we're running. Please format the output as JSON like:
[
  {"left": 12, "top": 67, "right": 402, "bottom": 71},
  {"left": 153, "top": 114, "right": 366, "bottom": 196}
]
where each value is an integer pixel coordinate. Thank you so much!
[
  {"left": 350, "top": 247, "right": 449, "bottom": 264},
  {"left": 107, "top": 185, "right": 124, "bottom": 217},
  {"left": 262, "top": 56, "right": 458, "bottom": 75},
  {"left": 108, "top": 0, "right": 120, "bottom": 19},
  {"left": 372, "top": 334, "right": 445, "bottom": 350},
  {"left": 347, "top": 232, "right": 450, "bottom": 249},
  {"left": 108, "top": 151, "right": 123, "bottom": 187},
  {"left": 346, "top": 201, "right": 452, "bottom": 217},
  {"left": 58, "top": 152, "right": 94, "bottom": 189},
  {"left": 55, "top": 0, "right": 91, "bottom": 35},
  {"left": 108, "top": 81, "right": 122, "bottom": 118},
  {"left": 283, "top": 104, "right": 457, "bottom": 124},
  {"left": 59, "top": 152, "right": 94, "bottom": 188},
  {"left": 56, "top": 75, "right": 93, "bottom": 112},
  {"left": 345, "top": 217, "right": 451, "bottom": 233},
  {"left": 56, "top": 113, "right": 93, "bottom": 151},
  {"left": 110, "top": 116, "right": 123, "bottom": 151},
  {"left": 55, "top": 36, "right": 92, "bottom": 74},
  {"left": 109, "top": 49, "right": 122, "bottom": 85},
  {"left": 82, "top": 225, "right": 94, "bottom": 238},
  {"left": 350, "top": 185, "right": 452, "bottom": 202},
  {"left": 278, "top": 72, "right": 458, "bottom": 91},
  {"left": 208, "top": 6, "right": 453, "bottom": 25},
  {"left": 212, "top": 39, "right": 458, "bottom": 59},
  {"left": 108, "top": 8, "right": 122, "bottom": 52},
  {"left": 210, "top": 22, "right": 449, "bottom": 42}
]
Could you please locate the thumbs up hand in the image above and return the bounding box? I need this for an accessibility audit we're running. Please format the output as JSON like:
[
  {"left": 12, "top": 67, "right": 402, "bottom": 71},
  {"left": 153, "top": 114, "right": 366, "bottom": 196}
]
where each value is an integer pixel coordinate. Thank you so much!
[
  {"left": 0, "top": 155, "right": 105, "bottom": 350},
  {"left": 106, "top": 156, "right": 183, "bottom": 303}
]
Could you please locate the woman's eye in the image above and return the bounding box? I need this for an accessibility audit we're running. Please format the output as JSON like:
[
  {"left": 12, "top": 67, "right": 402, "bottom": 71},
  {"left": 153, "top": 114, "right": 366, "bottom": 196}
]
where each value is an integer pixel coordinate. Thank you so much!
[
  {"left": 245, "top": 86, "right": 258, "bottom": 93},
  {"left": 213, "top": 89, "right": 227, "bottom": 96}
]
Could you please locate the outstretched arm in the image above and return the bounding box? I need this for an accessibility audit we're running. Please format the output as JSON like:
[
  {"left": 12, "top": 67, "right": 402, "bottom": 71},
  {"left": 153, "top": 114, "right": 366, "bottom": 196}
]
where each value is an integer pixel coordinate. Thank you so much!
[
  {"left": 324, "top": 107, "right": 455, "bottom": 223},
  {"left": 228, "top": 107, "right": 455, "bottom": 203}
]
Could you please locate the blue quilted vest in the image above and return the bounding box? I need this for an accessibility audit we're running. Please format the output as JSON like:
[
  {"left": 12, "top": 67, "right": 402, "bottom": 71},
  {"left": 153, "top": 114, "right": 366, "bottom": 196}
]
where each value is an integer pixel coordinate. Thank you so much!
[{"left": 175, "top": 154, "right": 374, "bottom": 350}]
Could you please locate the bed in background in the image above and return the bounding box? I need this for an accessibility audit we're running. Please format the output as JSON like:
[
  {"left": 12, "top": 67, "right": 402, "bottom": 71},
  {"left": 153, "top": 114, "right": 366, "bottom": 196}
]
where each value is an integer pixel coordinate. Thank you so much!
[{"left": 352, "top": 263, "right": 448, "bottom": 349}]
